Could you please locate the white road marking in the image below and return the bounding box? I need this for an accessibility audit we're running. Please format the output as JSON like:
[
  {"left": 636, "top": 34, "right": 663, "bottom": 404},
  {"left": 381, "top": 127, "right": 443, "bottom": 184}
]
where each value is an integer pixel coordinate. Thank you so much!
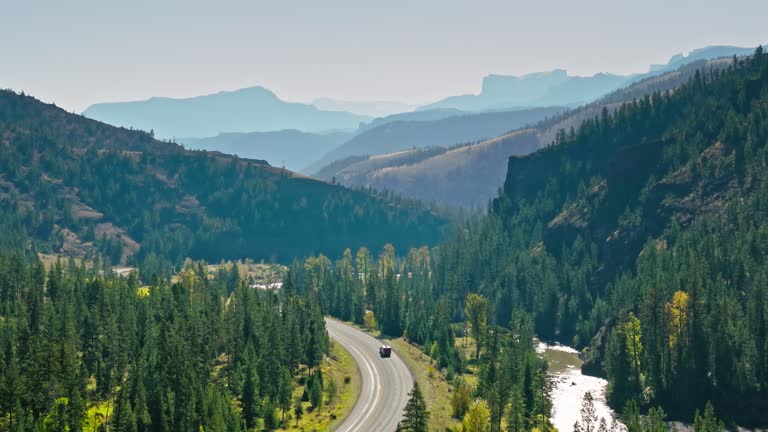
[{"left": 326, "top": 319, "right": 412, "bottom": 432}]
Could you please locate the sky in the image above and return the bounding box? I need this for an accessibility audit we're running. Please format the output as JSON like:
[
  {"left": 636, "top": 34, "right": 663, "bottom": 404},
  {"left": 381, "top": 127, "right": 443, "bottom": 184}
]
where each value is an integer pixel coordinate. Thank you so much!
[{"left": 2, "top": 0, "right": 766, "bottom": 113}]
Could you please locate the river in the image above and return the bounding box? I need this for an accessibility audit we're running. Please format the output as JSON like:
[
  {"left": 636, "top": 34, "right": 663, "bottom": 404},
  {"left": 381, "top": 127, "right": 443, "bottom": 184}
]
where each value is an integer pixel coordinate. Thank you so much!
[{"left": 537, "top": 342, "right": 617, "bottom": 432}]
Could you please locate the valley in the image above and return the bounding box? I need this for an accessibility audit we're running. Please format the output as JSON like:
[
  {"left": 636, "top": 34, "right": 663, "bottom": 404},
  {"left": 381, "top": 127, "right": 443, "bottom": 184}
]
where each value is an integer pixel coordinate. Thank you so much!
[{"left": 1, "top": 5, "right": 766, "bottom": 431}]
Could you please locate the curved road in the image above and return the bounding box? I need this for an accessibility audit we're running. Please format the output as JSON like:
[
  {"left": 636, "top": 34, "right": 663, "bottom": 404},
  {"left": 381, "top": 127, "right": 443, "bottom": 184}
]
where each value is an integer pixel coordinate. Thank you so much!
[{"left": 326, "top": 318, "right": 413, "bottom": 432}]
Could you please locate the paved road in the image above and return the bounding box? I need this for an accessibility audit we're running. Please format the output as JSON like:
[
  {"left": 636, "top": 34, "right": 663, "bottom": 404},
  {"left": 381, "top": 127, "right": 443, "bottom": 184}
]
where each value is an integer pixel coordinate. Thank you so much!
[{"left": 326, "top": 318, "right": 413, "bottom": 432}]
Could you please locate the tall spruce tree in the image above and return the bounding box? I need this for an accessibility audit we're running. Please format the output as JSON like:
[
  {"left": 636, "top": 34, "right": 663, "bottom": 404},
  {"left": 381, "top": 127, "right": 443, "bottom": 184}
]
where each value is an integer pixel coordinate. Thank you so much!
[{"left": 398, "top": 382, "right": 430, "bottom": 432}]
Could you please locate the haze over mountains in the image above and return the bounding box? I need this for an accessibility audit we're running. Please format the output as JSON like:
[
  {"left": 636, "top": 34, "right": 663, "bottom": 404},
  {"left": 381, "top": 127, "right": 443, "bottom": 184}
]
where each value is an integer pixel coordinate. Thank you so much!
[
  {"left": 304, "top": 106, "right": 567, "bottom": 174},
  {"left": 80, "top": 44, "right": 759, "bottom": 187},
  {"left": 420, "top": 70, "right": 626, "bottom": 111},
  {"left": 323, "top": 57, "right": 736, "bottom": 208},
  {"left": 420, "top": 45, "right": 758, "bottom": 112},
  {"left": 4, "top": 0, "right": 768, "bottom": 428},
  {"left": 181, "top": 130, "right": 351, "bottom": 172},
  {"left": 2, "top": 3, "right": 767, "bottom": 427},
  {"left": 311, "top": 98, "right": 414, "bottom": 117},
  {"left": 83, "top": 86, "right": 370, "bottom": 138}
]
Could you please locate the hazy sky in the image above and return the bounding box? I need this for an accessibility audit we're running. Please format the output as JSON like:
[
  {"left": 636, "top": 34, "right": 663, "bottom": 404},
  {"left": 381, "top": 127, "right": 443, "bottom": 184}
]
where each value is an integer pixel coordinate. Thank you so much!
[{"left": 2, "top": 0, "right": 766, "bottom": 113}]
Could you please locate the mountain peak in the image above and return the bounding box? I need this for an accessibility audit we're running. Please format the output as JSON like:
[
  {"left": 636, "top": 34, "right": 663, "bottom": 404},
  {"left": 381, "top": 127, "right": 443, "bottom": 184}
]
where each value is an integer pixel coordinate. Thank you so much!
[
  {"left": 422, "top": 44, "right": 760, "bottom": 112},
  {"left": 82, "top": 85, "right": 369, "bottom": 138},
  {"left": 523, "top": 69, "right": 569, "bottom": 79},
  {"left": 649, "top": 44, "right": 762, "bottom": 73},
  {"left": 223, "top": 85, "right": 278, "bottom": 98}
]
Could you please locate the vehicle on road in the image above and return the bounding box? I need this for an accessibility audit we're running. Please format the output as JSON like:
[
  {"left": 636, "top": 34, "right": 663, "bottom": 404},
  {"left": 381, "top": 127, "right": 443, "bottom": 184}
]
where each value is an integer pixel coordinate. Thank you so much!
[{"left": 379, "top": 345, "right": 392, "bottom": 357}]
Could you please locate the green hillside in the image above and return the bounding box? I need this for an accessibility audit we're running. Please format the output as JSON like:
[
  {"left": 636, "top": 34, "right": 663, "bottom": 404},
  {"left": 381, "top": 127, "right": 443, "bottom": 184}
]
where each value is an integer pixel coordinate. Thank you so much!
[
  {"left": 0, "top": 91, "right": 447, "bottom": 276},
  {"left": 480, "top": 47, "right": 768, "bottom": 423},
  {"left": 299, "top": 48, "right": 768, "bottom": 426}
]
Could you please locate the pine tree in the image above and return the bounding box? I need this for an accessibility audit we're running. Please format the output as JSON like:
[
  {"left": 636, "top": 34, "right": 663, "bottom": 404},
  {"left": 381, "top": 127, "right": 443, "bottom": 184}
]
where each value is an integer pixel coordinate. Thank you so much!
[
  {"left": 114, "top": 395, "right": 137, "bottom": 432},
  {"left": 619, "top": 313, "right": 643, "bottom": 395},
  {"left": 398, "top": 382, "right": 430, "bottom": 432},
  {"left": 693, "top": 402, "right": 723, "bottom": 432},
  {"left": 309, "top": 374, "right": 323, "bottom": 409},
  {"left": 641, "top": 407, "right": 666, "bottom": 432},
  {"left": 325, "top": 376, "right": 338, "bottom": 405},
  {"left": 465, "top": 293, "right": 490, "bottom": 359},
  {"left": 575, "top": 392, "right": 597, "bottom": 432},
  {"left": 278, "top": 366, "right": 293, "bottom": 422},
  {"left": 506, "top": 385, "right": 525, "bottom": 432},
  {"left": 293, "top": 396, "right": 303, "bottom": 426},
  {"left": 241, "top": 363, "right": 260, "bottom": 429}
]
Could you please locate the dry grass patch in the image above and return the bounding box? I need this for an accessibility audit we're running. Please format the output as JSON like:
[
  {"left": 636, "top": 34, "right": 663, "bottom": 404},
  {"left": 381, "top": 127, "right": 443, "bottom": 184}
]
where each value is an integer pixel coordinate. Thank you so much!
[{"left": 387, "top": 338, "right": 459, "bottom": 431}]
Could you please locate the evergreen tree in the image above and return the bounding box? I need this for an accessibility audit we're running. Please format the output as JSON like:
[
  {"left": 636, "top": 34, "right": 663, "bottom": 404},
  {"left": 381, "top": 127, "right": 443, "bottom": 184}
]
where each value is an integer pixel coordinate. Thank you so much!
[
  {"left": 465, "top": 293, "right": 490, "bottom": 359},
  {"left": 693, "top": 402, "right": 724, "bottom": 432},
  {"left": 309, "top": 374, "right": 324, "bottom": 409},
  {"left": 398, "top": 382, "right": 430, "bottom": 432}
]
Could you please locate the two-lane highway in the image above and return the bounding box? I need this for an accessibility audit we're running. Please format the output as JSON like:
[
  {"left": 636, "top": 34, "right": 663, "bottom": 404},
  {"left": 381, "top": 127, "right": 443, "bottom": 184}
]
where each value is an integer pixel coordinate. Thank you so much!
[{"left": 326, "top": 318, "right": 413, "bottom": 432}]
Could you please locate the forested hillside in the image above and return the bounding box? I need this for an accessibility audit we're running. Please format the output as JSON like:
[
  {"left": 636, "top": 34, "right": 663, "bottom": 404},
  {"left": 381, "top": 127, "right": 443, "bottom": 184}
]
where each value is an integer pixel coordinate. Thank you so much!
[
  {"left": 0, "top": 253, "right": 330, "bottom": 431},
  {"left": 479, "top": 48, "right": 768, "bottom": 424},
  {"left": 297, "top": 48, "right": 768, "bottom": 426},
  {"left": 0, "top": 90, "right": 447, "bottom": 276}
]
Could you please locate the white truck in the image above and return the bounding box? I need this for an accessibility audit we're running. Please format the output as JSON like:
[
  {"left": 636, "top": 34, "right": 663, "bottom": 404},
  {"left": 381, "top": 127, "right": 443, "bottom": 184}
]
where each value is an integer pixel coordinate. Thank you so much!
[{"left": 379, "top": 345, "right": 392, "bottom": 358}]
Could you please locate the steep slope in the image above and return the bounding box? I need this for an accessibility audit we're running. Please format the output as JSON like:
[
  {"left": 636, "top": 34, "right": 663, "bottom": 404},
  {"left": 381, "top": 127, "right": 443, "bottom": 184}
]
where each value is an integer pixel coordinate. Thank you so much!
[
  {"left": 448, "top": 48, "right": 768, "bottom": 423},
  {"left": 334, "top": 130, "right": 539, "bottom": 208},
  {"left": 0, "top": 90, "right": 446, "bottom": 273},
  {"left": 307, "top": 106, "right": 566, "bottom": 174},
  {"left": 325, "top": 59, "right": 733, "bottom": 208},
  {"left": 313, "top": 154, "right": 370, "bottom": 182},
  {"left": 421, "top": 45, "right": 759, "bottom": 112},
  {"left": 357, "top": 108, "right": 466, "bottom": 132},
  {"left": 82, "top": 86, "right": 370, "bottom": 138},
  {"left": 180, "top": 129, "right": 351, "bottom": 172}
]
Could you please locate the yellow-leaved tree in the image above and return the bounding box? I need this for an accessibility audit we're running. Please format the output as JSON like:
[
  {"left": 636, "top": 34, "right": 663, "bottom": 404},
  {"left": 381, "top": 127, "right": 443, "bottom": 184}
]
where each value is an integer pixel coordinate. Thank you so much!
[
  {"left": 461, "top": 399, "right": 491, "bottom": 432},
  {"left": 665, "top": 290, "right": 689, "bottom": 349}
]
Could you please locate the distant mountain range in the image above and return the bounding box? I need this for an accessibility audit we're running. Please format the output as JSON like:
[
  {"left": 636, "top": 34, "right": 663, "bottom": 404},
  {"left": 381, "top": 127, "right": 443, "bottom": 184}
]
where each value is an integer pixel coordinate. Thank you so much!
[
  {"left": 648, "top": 45, "right": 757, "bottom": 72},
  {"left": 419, "top": 70, "right": 626, "bottom": 112},
  {"left": 80, "top": 44, "right": 761, "bottom": 183},
  {"left": 178, "top": 108, "right": 472, "bottom": 173},
  {"left": 357, "top": 108, "right": 466, "bottom": 132},
  {"left": 178, "top": 108, "right": 471, "bottom": 173},
  {"left": 420, "top": 45, "right": 758, "bottom": 112},
  {"left": 311, "top": 98, "right": 414, "bottom": 117},
  {"left": 82, "top": 86, "right": 370, "bottom": 138},
  {"left": 322, "top": 57, "right": 736, "bottom": 208},
  {"left": 305, "top": 106, "right": 566, "bottom": 174},
  {"left": 180, "top": 129, "right": 351, "bottom": 172}
]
